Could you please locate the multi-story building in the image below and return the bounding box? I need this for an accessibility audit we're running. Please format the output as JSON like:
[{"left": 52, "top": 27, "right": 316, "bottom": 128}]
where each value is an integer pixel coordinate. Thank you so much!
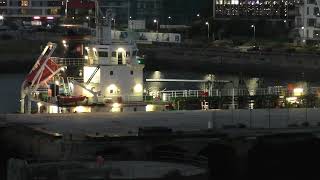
[
  {"left": 295, "top": 0, "right": 320, "bottom": 43},
  {"left": 0, "top": 0, "right": 62, "bottom": 20},
  {"left": 213, "top": 0, "right": 300, "bottom": 20}
]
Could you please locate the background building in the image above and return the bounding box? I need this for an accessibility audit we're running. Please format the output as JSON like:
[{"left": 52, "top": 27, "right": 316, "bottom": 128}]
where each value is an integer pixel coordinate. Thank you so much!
[
  {"left": 0, "top": 0, "right": 62, "bottom": 19},
  {"left": 295, "top": 0, "right": 320, "bottom": 43}
]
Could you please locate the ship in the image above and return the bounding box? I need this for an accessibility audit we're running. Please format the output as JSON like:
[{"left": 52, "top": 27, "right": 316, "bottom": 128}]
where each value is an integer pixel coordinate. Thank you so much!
[{"left": 20, "top": 2, "right": 145, "bottom": 114}]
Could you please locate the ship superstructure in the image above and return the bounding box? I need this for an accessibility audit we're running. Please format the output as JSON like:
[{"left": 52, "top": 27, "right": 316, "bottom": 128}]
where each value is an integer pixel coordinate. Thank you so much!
[{"left": 20, "top": 2, "right": 145, "bottom": 114}]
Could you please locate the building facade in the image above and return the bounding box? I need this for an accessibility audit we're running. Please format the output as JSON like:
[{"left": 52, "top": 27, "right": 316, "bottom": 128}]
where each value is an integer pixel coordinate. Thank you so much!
[
  {"left": 295, "top": 0, "right": 320, "bottom": 43},
  {"left": 0, "top": 0, "right": 62, "bottom": 19},
  {"left": 213, "top": 0, "right": 300, "bottom": 20}
]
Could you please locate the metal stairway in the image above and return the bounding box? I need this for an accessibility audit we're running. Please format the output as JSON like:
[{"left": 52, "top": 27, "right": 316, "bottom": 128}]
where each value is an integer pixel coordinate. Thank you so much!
[{"left": 86, "top": 66, "right": 100, "bottom": 85}]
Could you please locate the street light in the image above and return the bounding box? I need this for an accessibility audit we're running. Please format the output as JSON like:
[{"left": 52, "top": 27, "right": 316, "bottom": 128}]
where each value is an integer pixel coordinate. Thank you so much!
[
  {"left": 168, "top": 16, "right": 171, "bottom": 25},
  {"left": 154, "top": 19, "right": 159, "bottom": 32},
  {"left": 206, "top": 22, "right": 210, "bottom": 40},
  {"left": 112, "top": 18, "right": 116, "bottom": 31},
  {"left": 251, "top": 24, "right": 256, "bottom": 40},
  {"left": 301, "top": 26, "right": 305, "bottom": 43},
  {"left": 0, "top": 15, "right": 3, "bottom": 20},
  {"left": 197, "top": 13, "right": 200, "bottom": 17}
]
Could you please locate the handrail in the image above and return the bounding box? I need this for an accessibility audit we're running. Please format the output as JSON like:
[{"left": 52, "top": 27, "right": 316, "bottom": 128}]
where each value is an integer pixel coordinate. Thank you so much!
[{"left": 51, "top": 57, "right": 87, "bottom": 66}]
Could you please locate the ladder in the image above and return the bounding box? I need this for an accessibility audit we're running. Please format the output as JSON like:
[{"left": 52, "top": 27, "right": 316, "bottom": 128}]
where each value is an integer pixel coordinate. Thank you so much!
[{"left": 86, "top": 65, "right": 100, "bottom": 85}]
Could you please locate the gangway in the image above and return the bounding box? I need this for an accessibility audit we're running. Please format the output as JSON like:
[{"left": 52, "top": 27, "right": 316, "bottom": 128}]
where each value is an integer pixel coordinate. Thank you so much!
[{"left": 86, "top": 65, "right": 100, "bottom": 85}]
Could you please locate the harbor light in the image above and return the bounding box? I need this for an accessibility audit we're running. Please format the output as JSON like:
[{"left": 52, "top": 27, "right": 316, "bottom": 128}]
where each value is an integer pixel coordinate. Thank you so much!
[
  {"left": 134, "top": 84, "right": 143, "bottom": 93},
  {"left": 117, "top": 47, "right": 125, "bottom": 52},
  {"left": 74, "top": 106, "right": 91, "bottom": 113},
  {"left": 293, "top": 88, "right": 304, "bottom": 96},
  {"left": 146, "top": 104, "right": 155, "bottom": 112},
  {"left": 0, "top": 15, "right": 3, "bottom": 20},
  {"left": 112, "top": 103, "right": 121, "bottom": 108}
]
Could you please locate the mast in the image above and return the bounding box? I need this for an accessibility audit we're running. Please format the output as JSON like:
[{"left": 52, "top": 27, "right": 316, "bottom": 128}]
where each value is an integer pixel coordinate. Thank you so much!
[{"left": 94, "top": 0, "right": 112, "bottom": 45}]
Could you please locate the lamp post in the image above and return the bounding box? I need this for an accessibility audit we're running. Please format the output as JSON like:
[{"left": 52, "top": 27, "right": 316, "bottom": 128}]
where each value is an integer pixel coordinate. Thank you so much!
[
  {"left": 154, "top": 19, "right": 159, "bottom": 32},
  {"left": 112, "top": 18, "right": 116, "bottom": 31},
  {"left": 168, "top": 16, "right": 171, "bottom": 25},
  {"left": 301, "top": 26, "right": 305, "bottom": 43},
  {"left": 251, "top": 24, "right": 256, "bottom": 40},
  {"left": 205, "top": 22, "right": 210, "bottom": 40},
  {"left": 0, "top": 15, "right": 3, "bottom": 26}
]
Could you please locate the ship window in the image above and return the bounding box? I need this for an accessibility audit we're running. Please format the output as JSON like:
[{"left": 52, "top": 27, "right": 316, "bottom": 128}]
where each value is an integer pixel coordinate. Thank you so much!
[
  {"left": 112, "top": 51, "right": 117, "bottom": 57},
  {"left": 110, "top": 71, "right": 113, "bottom": 75},
  {"left": 98, "top": 51, "right": 108, "bottom": 57},
  {"left": 130, "top": 70, "right": 133, "bottom": 75},
  {"left": 126, "top": 51, "right": 130, "bottom": 57}
]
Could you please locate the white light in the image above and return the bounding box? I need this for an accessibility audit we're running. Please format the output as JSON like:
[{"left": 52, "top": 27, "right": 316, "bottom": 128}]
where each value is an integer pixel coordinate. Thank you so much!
[
  {"left": 86, "top": 16, "right": 89, "bottom": 20},
  {"left": 117, "top": 47, "right": 124, "bottom": 52},
  {"left": 72, "top": 16, "right": 75, "bottom": 19},
  {"left": 74, "top": 106, "right": 91, "bottom": 113},
  {"left": 85, "top": 46, "right": 89, "bottom": 50},
  {"left": 84, "top": 55, "right": 88, "bottom": 60},
  {"left": 37, "top": 102, "right": 42, "bottom": 107},
  {"left": 62, "top": 40, "right": 66, "bottom": 44},
  {"left": 168, "top": 16, "right": 171, "bottom": 19},
  {"left": 93, "top": 47, "right": 97, "bottom": 51},
  {"left": 47, "top": 16, "right": 54, "bottom": 20},
  {"left": 0, "top": 15, "right": 3, "bottom": 20},
  {"left": 129, "top": 16, "right": 132, "bottom": 19},
  {"left": 134, "top": 84, "right": 143, "bottom": 93},
  {"left": 293, "top": 88, "right": 304, "bottom": 96},
  {"left": 55, "top": 80, "right": 60, "bottom": 85},
  {"left": 283, "top": 20, "right": 287, "bottom": 23},
  {"left": 251, "top": 24, "right": 255, "bottom": 28},
  {"left": 301, "top": 26, "right": 305, "bottom": 29},
  {"left": 197, "top": 13, "right": 200, "bottom": 17},
  {"left": 153, "top": 19, "right": 157, "bottom": 23},
  {"left": 33, "top": 16, "right": 41, "bottom": 20},
  {"left": 205, "top": 22, "right": 209, "bottom": 25},
  {"left": 146, "top": 104, "right": 155, "bottom": 112},
  {"left": 107, "top": 84, "right": 118, "bottom": 94},
  {"left": 112, "top": 103, "right": 121, "bottom": 108}
]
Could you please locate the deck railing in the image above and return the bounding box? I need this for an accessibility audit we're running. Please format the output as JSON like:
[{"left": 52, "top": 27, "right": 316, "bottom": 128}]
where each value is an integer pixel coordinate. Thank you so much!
[{"left": 51, "top": 57, "right": 87, "bottom": 66}]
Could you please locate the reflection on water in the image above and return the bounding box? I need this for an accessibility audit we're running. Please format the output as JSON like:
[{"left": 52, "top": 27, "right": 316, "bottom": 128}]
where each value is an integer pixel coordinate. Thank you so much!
[{"left": 0, "top": 74, "right": 25, "bottom": 113}]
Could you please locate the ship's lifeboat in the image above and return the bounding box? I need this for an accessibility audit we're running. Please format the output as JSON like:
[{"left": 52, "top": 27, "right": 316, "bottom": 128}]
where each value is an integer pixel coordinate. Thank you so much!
[{"left": 57, "top": 95, "right": 87, "bottom": 104}]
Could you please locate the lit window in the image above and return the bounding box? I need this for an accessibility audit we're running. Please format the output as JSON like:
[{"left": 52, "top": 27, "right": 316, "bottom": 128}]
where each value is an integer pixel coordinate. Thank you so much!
[{"left": 21, "top": 0, "right": 28, "bottom": 6}]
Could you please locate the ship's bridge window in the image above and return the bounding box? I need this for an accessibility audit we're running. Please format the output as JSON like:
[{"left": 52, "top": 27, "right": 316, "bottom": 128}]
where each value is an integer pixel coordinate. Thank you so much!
[
  {"left": 126, "top": 51, "right": 130, "bottom": 57},
  {"left": 98, "top": 51, "right": 108, "bottom": 57},
  {"left": 112, "top": 51, "right": 117, "bottom": 57}
]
